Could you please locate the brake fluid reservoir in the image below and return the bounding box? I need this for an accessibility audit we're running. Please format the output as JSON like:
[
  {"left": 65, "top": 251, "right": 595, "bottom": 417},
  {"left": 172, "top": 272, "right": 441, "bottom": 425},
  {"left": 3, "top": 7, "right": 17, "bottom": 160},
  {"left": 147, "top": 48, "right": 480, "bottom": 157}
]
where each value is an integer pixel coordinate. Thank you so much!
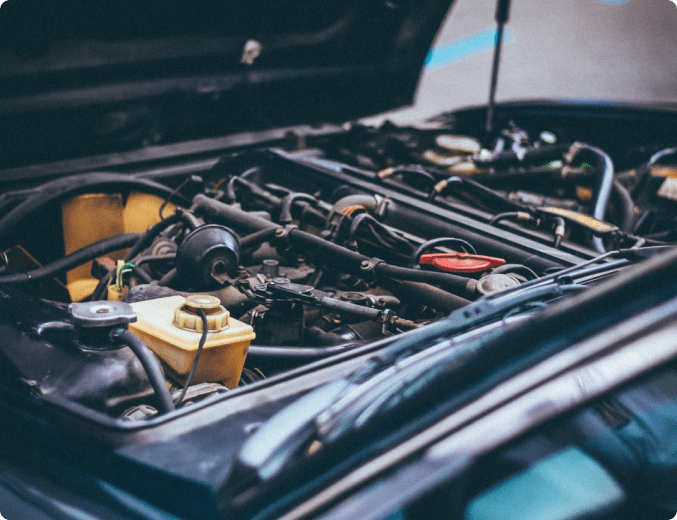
[{"left": 129, "top": 295, "right": 255, "bottom": 388}]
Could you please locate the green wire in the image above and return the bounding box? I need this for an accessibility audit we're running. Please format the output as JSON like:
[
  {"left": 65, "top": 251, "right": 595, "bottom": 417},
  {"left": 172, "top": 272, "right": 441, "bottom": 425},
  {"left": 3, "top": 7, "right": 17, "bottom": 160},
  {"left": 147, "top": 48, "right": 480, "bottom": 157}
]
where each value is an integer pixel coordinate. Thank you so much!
[{"left": 117, "top": 262, "right": 135, "bottom": 290}]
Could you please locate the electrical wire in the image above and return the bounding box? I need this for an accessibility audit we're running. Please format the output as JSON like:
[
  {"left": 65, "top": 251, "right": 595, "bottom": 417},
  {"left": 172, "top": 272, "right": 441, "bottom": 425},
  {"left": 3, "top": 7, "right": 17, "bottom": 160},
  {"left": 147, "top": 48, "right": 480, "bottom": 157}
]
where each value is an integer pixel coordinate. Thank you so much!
[
  {"left": 174, "top": 308, "right": 209, "bottom": 406},
  {"left": 117, "top": 263, "right": 136, "bottom": 290}
]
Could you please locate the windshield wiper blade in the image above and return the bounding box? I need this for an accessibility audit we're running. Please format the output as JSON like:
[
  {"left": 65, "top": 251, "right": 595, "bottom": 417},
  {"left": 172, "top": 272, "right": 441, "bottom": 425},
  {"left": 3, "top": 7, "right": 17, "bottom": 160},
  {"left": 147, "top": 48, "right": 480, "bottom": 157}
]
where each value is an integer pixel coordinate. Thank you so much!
[
  {"left": 313, "top": 324, "right": 509, "bottom": 443},
  {"left": 235, "top": 378, "right": 353, "bottom": 482}
]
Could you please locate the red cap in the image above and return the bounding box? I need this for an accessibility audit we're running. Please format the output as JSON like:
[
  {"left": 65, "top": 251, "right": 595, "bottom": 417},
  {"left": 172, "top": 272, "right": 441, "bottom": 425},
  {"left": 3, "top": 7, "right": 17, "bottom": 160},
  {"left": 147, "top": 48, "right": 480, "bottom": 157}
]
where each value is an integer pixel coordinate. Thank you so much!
[{"left": 419, "top": 253, "right": 506, "bottom": 273}]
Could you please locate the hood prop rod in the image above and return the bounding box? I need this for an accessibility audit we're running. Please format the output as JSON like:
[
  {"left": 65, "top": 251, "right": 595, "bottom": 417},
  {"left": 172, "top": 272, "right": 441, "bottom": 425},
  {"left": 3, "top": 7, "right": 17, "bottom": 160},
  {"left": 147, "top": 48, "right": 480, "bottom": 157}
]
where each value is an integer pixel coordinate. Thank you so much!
[{"left": 485, "top": 0, "right": 512, "bottom": 135}]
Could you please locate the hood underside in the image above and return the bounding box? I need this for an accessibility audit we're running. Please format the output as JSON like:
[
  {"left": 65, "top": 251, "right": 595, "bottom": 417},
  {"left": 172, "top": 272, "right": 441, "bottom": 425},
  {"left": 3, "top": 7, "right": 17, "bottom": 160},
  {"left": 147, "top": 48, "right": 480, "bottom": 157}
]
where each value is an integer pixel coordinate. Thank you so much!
[{"left": 0, "top": 0, "right": 453, "bottom": 168}]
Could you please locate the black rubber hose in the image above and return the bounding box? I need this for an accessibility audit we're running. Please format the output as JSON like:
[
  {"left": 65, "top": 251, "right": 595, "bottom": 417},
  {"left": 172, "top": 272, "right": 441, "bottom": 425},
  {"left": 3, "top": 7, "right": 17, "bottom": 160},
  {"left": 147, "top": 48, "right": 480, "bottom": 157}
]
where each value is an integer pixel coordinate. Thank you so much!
[
  {"left": 133, "top": 254, "right": 177, "bottom": 266},
  {"left": 491, "top": 264, "right": 539, "bottom": 280},
  {"left": 279, "top": 193, "right": 318, "bottom": 224},
  {"left": 90, "top": 212, "right": 185, "bottom": 300},
  {"left": 329, "top": 194, "right": 380, "bottom": 220},
  {"left": 123, "top": 212, "right": 184, "bottom": 263},
  {"left": 158, "top": 268, "right": 179, "bottom": 287},
  {"left": 376, "top": 264, "right": 470, "bottom": 292},
  {"left": 131, "top": 266, "right": 153, "bottom": 284},
  {"left": 194, "top": 194, "right": 278, "bottom": 233},
  {"left": 349, "top": 213, "right": 412, "bottom": 251},
  {"left": 488, "top": 212, "right": 520, "bottom": 226},
  {"left": 0, "top": 172, "right": 190, "bottom": 244},
  {"left": 381, "top": 166, "right": 437, "bottom": 188},
  {"left": 193, "top": 194, "right": 474, "bottom": 294},
  {"left": 284, "top": 230, "right": 372, "bottom": 269},
  {"left": 0, "top": 233, "right": 142, "bottom": 285},
  {"left": 110, "top": 328, "right": 175, "bottom": 414},
  {"left": 611, "top": 180, "right": 635, "bottom": 233},
  {"left": 247, "top": 342, "right": 362, "bottom": 361},
  {"left": 226, "top": 167, "right": 265, "bottom": 203},
  {"left": 292, "top": 230, "right": 471, "bottom": 291},
  {"left": 196, "top": 194, "right": 365, "bottom": 266},
  {"left": 410, "top": 237, "right": 477, "bottom": 267},
  {"left": 565, "top": 143, "right": 614, "bottom": 252},
  {"left": 240, "top": 228, "right": 279, "bottom": 251},
  {"left": 632, "top": 147, "right": 677, "bottom": 198},
  {"left": 380, "top": 280, "right": 471, "bottom": 312}
]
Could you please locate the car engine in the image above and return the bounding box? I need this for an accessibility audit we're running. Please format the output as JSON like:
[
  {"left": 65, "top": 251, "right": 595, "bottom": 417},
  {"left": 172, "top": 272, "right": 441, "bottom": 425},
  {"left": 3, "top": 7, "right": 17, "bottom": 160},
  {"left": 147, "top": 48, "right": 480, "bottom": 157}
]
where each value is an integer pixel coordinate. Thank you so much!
[{"left": 1, "top": 107, "right": 676, "bottom": 421}]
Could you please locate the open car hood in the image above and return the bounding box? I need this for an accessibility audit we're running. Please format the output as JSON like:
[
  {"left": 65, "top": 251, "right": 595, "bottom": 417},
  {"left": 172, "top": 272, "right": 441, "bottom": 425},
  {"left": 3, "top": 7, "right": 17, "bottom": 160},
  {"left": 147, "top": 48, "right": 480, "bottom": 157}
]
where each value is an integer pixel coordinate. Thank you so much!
[{"left": 0, "top": 0, "right": 453, "bottom": 169}]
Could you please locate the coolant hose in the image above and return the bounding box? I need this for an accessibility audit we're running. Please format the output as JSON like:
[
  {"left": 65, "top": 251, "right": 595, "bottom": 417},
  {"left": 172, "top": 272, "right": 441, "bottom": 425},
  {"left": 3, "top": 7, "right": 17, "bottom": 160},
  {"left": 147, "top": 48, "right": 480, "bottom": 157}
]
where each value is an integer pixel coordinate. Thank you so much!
[
  {"left": 0, "top": 233, "right": 142, "bottom": 285},
  {"left": 110, "top": 328, "right": 175, "bottom": 414}
]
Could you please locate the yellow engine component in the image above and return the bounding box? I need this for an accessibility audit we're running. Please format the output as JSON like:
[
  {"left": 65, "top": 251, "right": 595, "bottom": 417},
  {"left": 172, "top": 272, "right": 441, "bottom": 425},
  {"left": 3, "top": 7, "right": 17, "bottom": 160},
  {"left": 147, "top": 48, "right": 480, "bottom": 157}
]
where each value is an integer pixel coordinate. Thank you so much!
[
  {"left": 61, "top": 192, "right": 176, "bottom": 301},
  {"left": 650, "top": 166, "right": 677, "bottom": 178},
  {"left": 129, "top": 295, "right": 255, "bottom": 389}
]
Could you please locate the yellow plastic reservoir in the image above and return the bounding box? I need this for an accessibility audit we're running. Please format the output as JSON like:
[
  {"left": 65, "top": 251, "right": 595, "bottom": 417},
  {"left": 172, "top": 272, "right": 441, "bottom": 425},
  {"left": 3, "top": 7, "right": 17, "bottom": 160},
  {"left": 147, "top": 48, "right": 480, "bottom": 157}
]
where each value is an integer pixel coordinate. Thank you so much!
[{"left": 129, "top": 295, "right": 255, "bottom": 388}]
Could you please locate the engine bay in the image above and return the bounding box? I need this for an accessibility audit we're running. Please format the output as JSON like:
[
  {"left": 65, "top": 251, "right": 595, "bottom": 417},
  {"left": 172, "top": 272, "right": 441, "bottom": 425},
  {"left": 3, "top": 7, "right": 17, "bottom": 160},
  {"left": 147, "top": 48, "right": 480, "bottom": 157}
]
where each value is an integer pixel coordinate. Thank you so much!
[{"left": 2, "top": 105, "right": 677, "bottom": 423}]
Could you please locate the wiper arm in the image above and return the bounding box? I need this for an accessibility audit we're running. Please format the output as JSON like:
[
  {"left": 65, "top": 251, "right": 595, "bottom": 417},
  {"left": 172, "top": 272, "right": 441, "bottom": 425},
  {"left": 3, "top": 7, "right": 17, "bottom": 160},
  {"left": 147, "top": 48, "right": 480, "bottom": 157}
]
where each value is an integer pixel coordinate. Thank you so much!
[{"left": 236, "top": 378, "right": 353, "bottom": 482}]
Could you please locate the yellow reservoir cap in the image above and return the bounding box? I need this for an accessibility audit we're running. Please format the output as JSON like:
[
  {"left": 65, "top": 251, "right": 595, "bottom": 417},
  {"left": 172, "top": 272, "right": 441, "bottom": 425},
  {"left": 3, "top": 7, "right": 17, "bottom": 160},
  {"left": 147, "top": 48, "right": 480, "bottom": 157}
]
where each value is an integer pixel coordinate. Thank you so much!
[
  {"left": 174, "top": 294, "right": 230, "bottom": 332},
  {"left": 129, "top": 295, "right": 255, "bottom": 388}
]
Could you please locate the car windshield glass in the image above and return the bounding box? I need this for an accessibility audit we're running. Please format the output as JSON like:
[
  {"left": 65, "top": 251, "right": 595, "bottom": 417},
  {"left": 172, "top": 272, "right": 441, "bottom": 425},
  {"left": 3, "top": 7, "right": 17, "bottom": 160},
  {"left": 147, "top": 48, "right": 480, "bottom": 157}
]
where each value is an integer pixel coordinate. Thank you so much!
[{"left": 325, "top": 363, "right": 677, "bottom": 520}]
